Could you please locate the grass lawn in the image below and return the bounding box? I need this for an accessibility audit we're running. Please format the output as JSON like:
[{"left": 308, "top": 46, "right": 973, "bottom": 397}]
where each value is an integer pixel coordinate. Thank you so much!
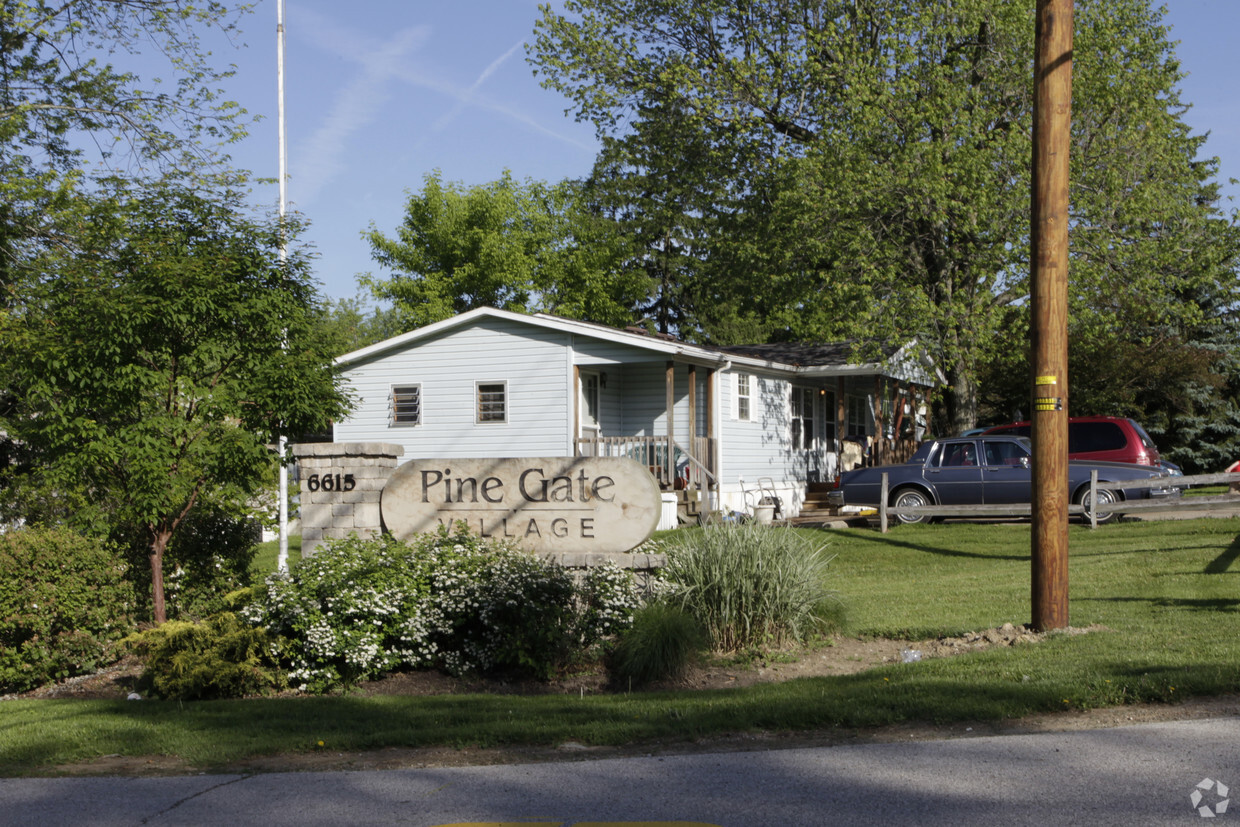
[
  {"left": 250, "top": 534, "right": 300, "bottom": 579},
  {"left": 2, "top": 517, "right": 1238, "bottom": 774}
]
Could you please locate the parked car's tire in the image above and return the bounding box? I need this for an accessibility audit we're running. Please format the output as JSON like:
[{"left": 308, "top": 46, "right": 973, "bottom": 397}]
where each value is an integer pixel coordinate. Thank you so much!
[
  {"left": 891, "top": 487, "right": 932, "bottom": 525},
  {"left": 1076, "top": 485, "right": 1118, "bottom": 525}
]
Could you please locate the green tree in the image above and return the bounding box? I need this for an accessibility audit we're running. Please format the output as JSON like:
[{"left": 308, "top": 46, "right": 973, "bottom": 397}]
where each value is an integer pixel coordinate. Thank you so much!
[
  {"left": 317, "top": 295, "right": 406, "bottom": 357},
  {"left": 583, "top": 94, "right": 729, "bottom": 338},
  {"left": 363, "top": 170, "right": 648, "bottom": 329},
  {"left": 532, "top": 0, "right": 1240, "bottom": 434},
  {"left": 0, "top": 0, "right": 249, "bottom": 170},
  {"left": 1, "top": 0, "right": 253, "bottom": 309},
  {"left": 0, "top": 181, "right": 351, "bottom": 624}
]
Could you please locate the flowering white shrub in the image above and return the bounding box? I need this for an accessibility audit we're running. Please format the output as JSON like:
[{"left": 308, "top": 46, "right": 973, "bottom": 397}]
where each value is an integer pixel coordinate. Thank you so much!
[
  {"left": 244, "top": 524, "right": 644, "bottom": 692},
  {"left": 578, "top": 562, "right": 643, "bottom": 643}
]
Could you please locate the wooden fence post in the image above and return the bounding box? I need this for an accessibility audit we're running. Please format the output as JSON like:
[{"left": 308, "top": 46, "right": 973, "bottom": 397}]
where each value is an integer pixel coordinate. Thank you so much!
[{"left": 880, "top": 472, "right": 889, "bottom": 534}]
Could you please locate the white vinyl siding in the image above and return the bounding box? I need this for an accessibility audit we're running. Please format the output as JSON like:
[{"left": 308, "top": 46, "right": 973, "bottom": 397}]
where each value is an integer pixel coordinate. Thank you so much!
[
  {"left": 719, "top": 370, "right": 797, "bottom": 483},
  {"left": 334, "top": 317, "right": 570, "bottom": 461}
]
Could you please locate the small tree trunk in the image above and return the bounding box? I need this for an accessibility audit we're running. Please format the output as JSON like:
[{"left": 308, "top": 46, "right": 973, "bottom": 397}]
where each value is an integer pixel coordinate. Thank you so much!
[
  {"left": 942, "top": 365, "right": 980, "bottom": 435},
  {"left": 149, "top": 531, "right": 171, "bottom": 625}
]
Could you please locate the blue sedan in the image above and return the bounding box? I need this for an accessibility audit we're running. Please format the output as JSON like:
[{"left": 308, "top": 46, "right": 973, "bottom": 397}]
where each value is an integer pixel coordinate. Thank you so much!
[{"left": 827, "top": 436, "right": 1179, "bottom": 524}]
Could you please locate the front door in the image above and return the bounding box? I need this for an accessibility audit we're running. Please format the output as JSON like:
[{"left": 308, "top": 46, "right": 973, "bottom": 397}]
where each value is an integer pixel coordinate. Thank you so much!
[
  {"left": 579, "top": 371, "right": 602, "bottom": 443},
  {"left": 792, "top": 386, "right": 820, "bottom": 478}
]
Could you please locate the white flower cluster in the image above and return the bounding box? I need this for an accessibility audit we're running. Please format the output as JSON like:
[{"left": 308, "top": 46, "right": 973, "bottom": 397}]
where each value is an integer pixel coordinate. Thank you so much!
[{"left": 243, "top": 525, "right": 653, "bottom": 692}]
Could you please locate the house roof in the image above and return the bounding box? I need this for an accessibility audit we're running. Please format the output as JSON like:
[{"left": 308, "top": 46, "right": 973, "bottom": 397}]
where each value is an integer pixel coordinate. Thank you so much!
[
  {"left": 714, "top": 341, "right": 902, "bottom": 368},
  {"left": 335, "top": 307, "right": 936, "bottom": 384}
]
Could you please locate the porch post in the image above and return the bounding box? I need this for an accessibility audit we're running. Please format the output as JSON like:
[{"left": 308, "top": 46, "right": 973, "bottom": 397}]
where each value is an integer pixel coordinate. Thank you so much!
[
  {"left": 573, "top": 364, "right": 581, "bottom": 455},
  {"left": 892, "top": 380, "right": 906, "bottom": 460},
  {"left": 666, "top": 361, "right": 675, "bottom": 484},
  {"left": 709, "top": 367, "right": 720, "bottom": 510},
  {"left": 873, "top": 376, "right": 885, "bottom": 464},
  {"left": 836, "top": 377, "right": 846, "bottom": 447},
  {"left": 688, "top": 364, "right": 697, "bottom": 450}
]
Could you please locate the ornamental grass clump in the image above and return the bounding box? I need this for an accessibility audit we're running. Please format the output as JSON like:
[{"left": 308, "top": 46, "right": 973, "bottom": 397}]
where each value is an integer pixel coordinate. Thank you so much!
[
  {"left": 661, "top": 523, "right": 839, "bottom": 652},
  {"left": 609, "top": 601, "right": 706, "bottom": 686}
]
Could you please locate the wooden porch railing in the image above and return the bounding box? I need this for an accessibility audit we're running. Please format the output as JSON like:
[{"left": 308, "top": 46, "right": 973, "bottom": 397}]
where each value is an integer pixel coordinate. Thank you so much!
[
  {"left": 575, "top": 435, "right": 716, "bottom": 490},
  {"left": 871, "top": 436, "right": 920, "bottom": 467}
]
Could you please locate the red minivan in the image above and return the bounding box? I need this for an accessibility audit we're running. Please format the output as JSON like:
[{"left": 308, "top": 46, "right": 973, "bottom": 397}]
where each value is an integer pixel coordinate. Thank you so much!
[{"left": 981, "top": 416, "right": 1162, "bottom": 466}]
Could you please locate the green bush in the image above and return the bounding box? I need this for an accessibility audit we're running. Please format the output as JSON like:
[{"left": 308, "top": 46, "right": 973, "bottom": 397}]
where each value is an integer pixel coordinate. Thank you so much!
[
  {"left": 0, "top": 526, "right": 135, "bottom": 693},
  {"left": 661, "top": 523, "right": 839, "bottom": 652},
  {"left": 127, "top": 613, "right": 284, "bottom": 700},
  {"left": 114, "top": 503, "right": 261, "bottom": 622},
  {"left": 433, "top": 548, "right": 579, "bottom": 678},
  {"left": 244, "top": 524, "right": 643, "bottom": 692},
  {"left": 609, "top": 601, "right": 706, "bottom": 686},
  {"left": 163, "top": 505, "right": 262, "bottom": 619}
]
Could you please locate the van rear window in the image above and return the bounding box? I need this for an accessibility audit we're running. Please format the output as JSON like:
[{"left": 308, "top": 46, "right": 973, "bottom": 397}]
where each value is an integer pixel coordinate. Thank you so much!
[{"left": 1068, "top": 422, "right": 1125, "bottom": 452}]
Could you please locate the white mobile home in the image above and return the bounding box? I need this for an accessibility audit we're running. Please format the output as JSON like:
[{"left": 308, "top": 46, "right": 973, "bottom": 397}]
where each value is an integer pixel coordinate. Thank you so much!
[{"left": 329, "top": 308, "right": 935, "bottom": 518}]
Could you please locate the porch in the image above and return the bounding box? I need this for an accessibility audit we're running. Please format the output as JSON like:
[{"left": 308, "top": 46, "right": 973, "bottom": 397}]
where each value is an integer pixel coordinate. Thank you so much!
[{"left": 574, "top": 434, "right": 717, "bottom": 492}]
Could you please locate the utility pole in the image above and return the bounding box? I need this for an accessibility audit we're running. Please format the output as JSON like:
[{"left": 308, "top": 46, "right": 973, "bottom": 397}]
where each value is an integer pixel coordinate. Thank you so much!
[
  {"left": 276, "top": 0, "right": 290, "bottom": 573},
  {"left": 1030, "top": 0, "right": 1073, "bottom": 630}
]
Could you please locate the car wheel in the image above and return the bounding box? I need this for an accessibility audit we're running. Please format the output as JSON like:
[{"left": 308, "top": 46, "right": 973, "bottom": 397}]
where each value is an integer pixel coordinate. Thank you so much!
[
  {"left": 891, "top": 487, "right": 932, "bottom": 525},
  {"left": 1077, "top": 485, "right": 1118, "bottom": 525}
]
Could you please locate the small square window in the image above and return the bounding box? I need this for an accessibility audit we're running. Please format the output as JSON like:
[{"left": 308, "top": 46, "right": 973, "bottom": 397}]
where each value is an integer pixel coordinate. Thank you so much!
[
  {"left": 477, "top": 382, "right": 506, "bottom": 423},
  {"left": 392, "top": 385, "right": 421, "bottom": 425}
]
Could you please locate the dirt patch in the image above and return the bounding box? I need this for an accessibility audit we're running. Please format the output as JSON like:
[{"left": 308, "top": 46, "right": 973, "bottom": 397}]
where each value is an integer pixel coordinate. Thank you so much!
[{"left": 12, "top": 624, "right": 1239, "bottom": 776}]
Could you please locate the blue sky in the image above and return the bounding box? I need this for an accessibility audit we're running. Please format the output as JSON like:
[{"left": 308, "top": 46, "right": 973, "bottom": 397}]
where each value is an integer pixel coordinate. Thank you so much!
[{"left": 217, "top": 1, "right": 1240, "bottom": 303}]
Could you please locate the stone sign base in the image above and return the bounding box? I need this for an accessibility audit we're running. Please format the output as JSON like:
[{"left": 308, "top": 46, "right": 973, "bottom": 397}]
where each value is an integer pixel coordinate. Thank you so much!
[
  {"left": 291, "top": 442, "right": 403, "bottom": 558},
  {"left": 291, "top": 443, "right": 665, "bottom": 574}
]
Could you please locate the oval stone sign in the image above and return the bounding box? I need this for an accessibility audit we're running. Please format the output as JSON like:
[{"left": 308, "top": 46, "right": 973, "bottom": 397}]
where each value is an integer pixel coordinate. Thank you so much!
[{"left": 381, "top": 456, "right": 662, "bottom": 554}]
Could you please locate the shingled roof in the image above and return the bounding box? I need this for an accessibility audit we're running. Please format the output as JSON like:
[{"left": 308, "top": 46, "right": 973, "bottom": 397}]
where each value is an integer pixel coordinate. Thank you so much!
[{"left": 712, "top": 341, "right": 902, "bottom": 367}]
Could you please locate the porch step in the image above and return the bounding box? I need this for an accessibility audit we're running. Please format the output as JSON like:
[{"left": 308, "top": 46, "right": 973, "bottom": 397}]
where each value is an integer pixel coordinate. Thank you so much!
[
  {"left": 802, "top": 492, "right": 836, "bottom": 509},
  {"left": 801, "top": 481, "right": 838, "bottom": 510},
  {"left": 790, "top": 481, "right": 868, "bottom": 527},
  {"left": 785, "top": 511, "right": 869, "bottom": 528}
]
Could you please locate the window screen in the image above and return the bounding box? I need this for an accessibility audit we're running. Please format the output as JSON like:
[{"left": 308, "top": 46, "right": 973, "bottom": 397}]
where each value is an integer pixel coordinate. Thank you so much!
[
  {"left": 477, "top": 382, "right": 506, "bottom": 423},
  {"left": 392, "top": 385, "right": 421, "bottom": 425}
]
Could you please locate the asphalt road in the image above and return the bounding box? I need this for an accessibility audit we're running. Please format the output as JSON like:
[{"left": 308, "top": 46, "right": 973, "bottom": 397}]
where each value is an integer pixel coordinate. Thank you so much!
[{"left": 3, "top": 717, "right": 1237, "bottom": 826}]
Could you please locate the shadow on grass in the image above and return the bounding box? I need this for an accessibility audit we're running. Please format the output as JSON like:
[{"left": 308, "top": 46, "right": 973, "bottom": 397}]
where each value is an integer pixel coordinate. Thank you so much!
[
  {"left": 1204, "top": 534, "right": 1240, "bottom": 574},
  {"left": 7, "top": 652, "right": 1235, "bottom": 774},
  {"left": 1078, "top": 596, "right": 1240, "bottom": 613},
  {"left": 837, "top": 528, "right": 1028, "bottom": 562}
]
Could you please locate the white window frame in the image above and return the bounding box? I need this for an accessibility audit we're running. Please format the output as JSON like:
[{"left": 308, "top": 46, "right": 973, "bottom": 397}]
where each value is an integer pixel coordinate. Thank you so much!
[
  {"left": 476, "top": 380, "right": 507, "bottom": 424},
  {"left": 791, "top": 386, "right": 816, "bottom": 450},
  {"left": 735, "top": 373, "right": 753, "bottom": 422},
  {"left": 391, "top": 384, "right": 421, "bottom": 426}
]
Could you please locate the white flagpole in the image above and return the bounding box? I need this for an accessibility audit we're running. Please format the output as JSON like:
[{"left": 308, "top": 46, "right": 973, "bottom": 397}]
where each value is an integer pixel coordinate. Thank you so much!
[{"left": 276, "top": 0, "right": 290, "bottom": 573}]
